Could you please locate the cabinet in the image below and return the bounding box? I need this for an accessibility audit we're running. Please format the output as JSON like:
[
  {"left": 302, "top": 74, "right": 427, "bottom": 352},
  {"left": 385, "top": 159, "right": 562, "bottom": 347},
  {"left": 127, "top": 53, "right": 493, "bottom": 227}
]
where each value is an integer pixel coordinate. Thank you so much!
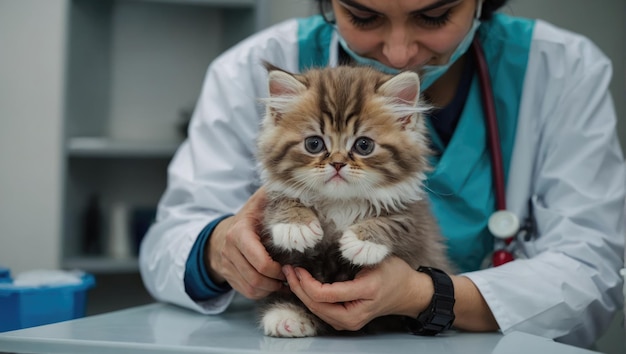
[{"left": 61, "top": 0, "right": 268, "bottom": 273}]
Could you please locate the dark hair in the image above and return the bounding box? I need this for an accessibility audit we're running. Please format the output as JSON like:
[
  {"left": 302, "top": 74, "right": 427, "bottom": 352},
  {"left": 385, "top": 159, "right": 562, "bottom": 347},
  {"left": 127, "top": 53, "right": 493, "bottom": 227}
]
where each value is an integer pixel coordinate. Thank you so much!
[
  {"left": 315, "top": 0, "right": 509, "bottom": 22},
  {"left": 480, "top": 0, "right": 508, "bottom": 21}
]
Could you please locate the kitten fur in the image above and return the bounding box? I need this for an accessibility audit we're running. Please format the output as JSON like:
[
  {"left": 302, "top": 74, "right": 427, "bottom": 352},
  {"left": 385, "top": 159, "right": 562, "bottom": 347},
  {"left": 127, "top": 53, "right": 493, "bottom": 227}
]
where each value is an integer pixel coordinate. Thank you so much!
[{"left": 256, "top": 65, "right": 453, "bottom": 338}]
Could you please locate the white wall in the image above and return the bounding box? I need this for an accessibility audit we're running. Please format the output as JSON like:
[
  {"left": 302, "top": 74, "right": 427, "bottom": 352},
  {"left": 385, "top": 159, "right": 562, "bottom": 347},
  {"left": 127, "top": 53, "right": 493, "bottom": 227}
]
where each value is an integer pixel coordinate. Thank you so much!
[
  {"left": 0, "top": 0, "right": 68, "bottom": 273},
  {"left": 267, "top": 0, "right": 316, "bottom": 25}
]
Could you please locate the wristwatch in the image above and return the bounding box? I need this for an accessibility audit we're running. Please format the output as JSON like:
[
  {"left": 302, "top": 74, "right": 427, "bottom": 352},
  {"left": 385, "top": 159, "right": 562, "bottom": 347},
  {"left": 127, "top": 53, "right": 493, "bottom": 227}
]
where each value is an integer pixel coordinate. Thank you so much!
[{"left": 406, "top": 266, "right": 456, "bottom": 336}]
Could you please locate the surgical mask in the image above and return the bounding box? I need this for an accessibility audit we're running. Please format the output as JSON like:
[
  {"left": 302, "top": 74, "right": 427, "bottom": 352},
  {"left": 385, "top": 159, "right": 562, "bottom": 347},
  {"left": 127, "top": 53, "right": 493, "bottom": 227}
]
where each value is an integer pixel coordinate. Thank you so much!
[{"left": 337, "top": 1, "right": 483, "bottom": 90}]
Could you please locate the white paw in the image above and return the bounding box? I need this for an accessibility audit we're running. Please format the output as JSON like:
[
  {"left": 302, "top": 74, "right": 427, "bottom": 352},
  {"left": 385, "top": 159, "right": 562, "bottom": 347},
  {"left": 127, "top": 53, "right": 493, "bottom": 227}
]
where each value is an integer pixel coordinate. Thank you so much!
[
  {"left": 271, "top": 220, "right": 323, "bottom": 252},
  {"left": 340, "top": 229, "right": 389, "bottom": 266},
  {"left": 262, "top": 305, "right": 317, "bottom": 338}
]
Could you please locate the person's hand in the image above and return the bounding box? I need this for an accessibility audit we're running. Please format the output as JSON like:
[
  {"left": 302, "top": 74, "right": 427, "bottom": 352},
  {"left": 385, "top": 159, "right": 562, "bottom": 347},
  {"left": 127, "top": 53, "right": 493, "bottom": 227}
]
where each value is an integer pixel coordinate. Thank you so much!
[
  {"left": 206, "top": 187, "right": 285, "bottom": 300},
  {"left": 282, "top": 256, "right": 434, "bottom": 331}
]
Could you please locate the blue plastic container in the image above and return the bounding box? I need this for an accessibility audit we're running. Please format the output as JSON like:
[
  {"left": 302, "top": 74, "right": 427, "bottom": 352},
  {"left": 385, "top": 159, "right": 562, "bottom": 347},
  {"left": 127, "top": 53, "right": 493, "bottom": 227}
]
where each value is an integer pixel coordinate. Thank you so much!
[
  {"left": 0, "top": 271, "right": 95, "bottom": 332},
  {"left": 0, "top": 267, "right": 10, "bottom": 283}
]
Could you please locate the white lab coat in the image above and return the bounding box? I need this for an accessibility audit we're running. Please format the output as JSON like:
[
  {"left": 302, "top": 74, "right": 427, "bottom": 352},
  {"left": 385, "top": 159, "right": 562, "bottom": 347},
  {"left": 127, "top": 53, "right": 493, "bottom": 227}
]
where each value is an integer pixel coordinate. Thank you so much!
[{"left": 139, "top": 17, "right": 625, "bottom": 348}]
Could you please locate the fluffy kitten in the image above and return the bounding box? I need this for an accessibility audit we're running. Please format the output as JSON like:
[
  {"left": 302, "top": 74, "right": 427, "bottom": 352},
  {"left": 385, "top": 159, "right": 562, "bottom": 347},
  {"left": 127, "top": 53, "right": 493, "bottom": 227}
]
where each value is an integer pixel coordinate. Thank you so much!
[{"left": 256, "top": 65, "right": 452, "bottom": 338}]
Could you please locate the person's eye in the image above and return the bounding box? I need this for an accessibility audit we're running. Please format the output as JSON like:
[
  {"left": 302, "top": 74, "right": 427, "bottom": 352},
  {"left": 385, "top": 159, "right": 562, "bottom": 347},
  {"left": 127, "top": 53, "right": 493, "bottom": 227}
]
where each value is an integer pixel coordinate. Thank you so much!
[
  {"left": 352, "top": 137, "right": 375, "bottom": 156},
  {"left": 347, "top": 11, "right": 382, "bottom": 29},
  {"left": 415, "top": 8, "right": 452, "bottom": 28},
  {"left": 304, "top": 136, "right": 326, "bottom": 154},
  {"left": 338, "top": 1, "right": 382, "bottom": 30}
]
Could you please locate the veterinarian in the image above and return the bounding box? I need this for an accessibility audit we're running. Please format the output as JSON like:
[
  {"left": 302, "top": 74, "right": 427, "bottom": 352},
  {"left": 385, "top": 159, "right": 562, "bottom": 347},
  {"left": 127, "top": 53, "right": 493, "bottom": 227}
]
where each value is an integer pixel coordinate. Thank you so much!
[{"left": 139, "top": 0, "right": 625, "bottom": 348}]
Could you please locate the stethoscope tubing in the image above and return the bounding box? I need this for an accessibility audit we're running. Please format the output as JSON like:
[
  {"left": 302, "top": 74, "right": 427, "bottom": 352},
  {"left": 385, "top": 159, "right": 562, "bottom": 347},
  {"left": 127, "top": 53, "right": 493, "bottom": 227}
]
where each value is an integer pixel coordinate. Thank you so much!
[
  {"left": 471, "top": 38, "right": 519, "bottom": 266},
  {"left": 471, "top": 38, "right": 507, "bottom": 214}
]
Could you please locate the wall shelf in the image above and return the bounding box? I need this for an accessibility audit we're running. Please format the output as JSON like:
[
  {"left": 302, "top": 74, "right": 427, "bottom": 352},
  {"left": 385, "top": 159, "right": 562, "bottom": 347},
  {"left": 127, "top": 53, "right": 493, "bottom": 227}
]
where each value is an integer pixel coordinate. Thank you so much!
[
  {"left": 68, "top": 137, "right": 179, "bottom": 158},
  {"left": 63, "top": 257, "right": 139, "bottom": 274}
]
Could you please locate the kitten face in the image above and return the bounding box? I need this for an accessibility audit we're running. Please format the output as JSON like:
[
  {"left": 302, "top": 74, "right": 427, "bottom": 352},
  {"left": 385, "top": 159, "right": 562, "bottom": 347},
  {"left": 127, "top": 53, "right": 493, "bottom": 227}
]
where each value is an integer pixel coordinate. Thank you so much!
[{"left": 258, "top": 66, "right": 431, "bottom": 206}]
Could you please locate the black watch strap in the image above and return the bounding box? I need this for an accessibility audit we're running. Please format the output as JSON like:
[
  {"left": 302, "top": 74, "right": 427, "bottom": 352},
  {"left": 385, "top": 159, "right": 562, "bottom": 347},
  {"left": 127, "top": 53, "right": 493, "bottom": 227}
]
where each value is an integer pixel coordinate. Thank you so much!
[{"left": 406, "top": 266, "right": 455, "bottom": 336}]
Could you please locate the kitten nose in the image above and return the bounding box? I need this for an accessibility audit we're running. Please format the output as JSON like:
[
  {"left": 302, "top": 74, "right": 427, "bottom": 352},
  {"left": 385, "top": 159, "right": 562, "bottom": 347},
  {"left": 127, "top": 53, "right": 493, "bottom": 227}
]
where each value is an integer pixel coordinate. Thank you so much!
[{"left": 330, "top": 162, "right": 346, "bottom": 171}]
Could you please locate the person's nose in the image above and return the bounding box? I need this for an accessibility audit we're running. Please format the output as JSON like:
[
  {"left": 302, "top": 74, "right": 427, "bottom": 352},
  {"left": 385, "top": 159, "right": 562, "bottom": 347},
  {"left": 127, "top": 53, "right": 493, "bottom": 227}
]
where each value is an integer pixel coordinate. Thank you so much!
[{"left": 382, "top": 26, "right": 418, "bottom": 69}]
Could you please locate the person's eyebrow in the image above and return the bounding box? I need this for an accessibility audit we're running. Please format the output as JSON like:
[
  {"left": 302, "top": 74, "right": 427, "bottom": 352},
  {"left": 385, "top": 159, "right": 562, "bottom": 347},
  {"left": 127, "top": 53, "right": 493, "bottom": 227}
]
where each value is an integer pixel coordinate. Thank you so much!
[
  {"left": 339, "top": 0, "right": 460, "bottom": 15},
  {"left": 413, "top": 0, "right": 461, "bottom": 13}
]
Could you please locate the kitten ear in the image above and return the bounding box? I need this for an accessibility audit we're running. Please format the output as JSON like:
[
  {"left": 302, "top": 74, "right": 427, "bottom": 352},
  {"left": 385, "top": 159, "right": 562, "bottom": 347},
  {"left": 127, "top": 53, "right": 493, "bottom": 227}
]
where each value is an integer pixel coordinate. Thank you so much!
[
  {"left": 378, "top": 71, "right": 421, "bottom": 105},
  {"left": 265, "top": 68, "right": 307, "bottom": 123},
  {"left": 268, "top": 70, "right": 307, "bottom": 98},
  {"left": 377, "top": 72, "right": 422, "bottom": 129}
]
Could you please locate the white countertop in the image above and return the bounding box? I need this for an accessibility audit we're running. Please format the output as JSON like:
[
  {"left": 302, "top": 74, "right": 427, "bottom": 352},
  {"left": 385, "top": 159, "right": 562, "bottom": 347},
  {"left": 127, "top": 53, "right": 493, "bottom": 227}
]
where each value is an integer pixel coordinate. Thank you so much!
[{"left": 0, "top": 300, "right": 599, "bottom": 354}]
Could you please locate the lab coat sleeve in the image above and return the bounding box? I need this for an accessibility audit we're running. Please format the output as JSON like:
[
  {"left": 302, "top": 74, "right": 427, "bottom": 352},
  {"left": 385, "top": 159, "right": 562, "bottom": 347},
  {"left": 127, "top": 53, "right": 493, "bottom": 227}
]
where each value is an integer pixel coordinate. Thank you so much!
[
  {"left": 464, "top": 24, "right": 625, "bottom": 347},
  {"left": 139, "top": 20, "right": 300, "bottom": 314}
]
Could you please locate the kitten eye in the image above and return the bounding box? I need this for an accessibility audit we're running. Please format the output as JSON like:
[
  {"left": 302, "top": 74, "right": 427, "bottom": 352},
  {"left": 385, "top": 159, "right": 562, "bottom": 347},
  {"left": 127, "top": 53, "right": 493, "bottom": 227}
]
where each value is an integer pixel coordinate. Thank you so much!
[
  {"left": 304, "top": 136, "right": 326, "bottom": 154},
  {"left": 352, "top": 137, "right": 375, "bottom": 156}
]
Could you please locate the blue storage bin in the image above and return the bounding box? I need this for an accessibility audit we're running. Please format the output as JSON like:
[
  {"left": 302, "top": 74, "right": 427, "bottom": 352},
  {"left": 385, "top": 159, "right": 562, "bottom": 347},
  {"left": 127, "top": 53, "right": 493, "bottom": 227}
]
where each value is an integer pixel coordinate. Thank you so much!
[
  {"left": 0, "top": 271, "right": 95, "bottom": 332},
  {"left": 0, "top": 267, "right": 10, "bottom": 283}
]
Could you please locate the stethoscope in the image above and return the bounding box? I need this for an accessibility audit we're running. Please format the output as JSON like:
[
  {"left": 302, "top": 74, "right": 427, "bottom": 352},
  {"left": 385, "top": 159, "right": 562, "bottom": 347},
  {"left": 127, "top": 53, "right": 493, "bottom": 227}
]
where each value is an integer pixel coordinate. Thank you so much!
[{"left": 471, "top": 38, "right": 536, "bottom": 267}]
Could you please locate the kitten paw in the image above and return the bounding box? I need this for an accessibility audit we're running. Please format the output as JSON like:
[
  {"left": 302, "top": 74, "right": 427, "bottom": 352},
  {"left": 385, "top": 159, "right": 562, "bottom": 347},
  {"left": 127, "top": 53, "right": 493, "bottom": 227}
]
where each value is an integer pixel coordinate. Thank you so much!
[
  {"left": 262, "top": 305, "right": 317, "bottom": 338},
  {"left": 271, "top": 220, "right": 323, "bottom": 252},
  {"left": 340, "top": 229, "right": 389, "bottom": 266}
]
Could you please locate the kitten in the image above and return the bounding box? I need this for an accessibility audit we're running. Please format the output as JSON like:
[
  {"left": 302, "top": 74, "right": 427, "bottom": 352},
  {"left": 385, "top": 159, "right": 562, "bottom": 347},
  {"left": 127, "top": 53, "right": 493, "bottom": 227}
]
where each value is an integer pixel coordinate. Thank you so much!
[{"left": 256, "top": 65, "right": 453, "bottom": 338}]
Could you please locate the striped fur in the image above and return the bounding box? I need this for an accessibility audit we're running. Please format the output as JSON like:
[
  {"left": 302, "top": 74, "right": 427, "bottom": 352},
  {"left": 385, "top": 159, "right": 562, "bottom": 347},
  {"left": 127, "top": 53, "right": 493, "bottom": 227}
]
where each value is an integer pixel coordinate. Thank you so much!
[{"left": 257, "top": 66, "right": 452, "bottom": 337}]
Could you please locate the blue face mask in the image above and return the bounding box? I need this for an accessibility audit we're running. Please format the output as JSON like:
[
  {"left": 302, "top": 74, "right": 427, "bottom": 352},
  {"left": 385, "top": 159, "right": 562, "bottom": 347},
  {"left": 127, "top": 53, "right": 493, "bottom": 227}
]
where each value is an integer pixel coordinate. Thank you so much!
[
  {"left": 419, "top": 18, "right": 480, "bottom": 90},
  {"left": 337, "top": 1, "right": 482, "bottom": 90}
]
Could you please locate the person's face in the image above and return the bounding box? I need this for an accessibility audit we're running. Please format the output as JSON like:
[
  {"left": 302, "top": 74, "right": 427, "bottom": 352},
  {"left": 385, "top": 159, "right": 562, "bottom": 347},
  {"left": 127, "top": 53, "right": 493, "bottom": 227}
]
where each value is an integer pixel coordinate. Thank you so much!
[{"left": 332, "top": 0, "right": 479, "bottom": 72}]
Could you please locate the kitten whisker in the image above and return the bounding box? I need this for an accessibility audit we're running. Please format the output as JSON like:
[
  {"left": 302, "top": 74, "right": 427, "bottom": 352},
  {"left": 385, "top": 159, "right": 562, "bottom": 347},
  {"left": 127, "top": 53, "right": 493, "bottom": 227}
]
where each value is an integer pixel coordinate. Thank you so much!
[{"left": 421, "top": 183, "right": 453, "bottom": 198}]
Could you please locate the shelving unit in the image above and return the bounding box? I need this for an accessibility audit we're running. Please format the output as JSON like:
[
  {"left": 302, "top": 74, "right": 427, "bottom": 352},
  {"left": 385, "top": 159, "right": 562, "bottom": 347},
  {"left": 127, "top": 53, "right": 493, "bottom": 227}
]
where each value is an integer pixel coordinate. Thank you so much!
[{"left": 61, "top": 0, "right": 268, "bottom": 273}]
